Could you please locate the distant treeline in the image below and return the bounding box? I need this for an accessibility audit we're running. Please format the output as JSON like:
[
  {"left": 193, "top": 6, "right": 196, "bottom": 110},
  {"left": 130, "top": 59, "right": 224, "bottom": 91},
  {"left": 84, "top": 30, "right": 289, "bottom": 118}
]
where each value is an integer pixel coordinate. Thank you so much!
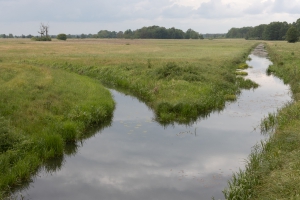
[
  {"left": 90, "top": 26, "right": 205, "bottom": 39},
  {"left": 226, "top": 18, "right": 300, "bottom": 40},
  {"left": 1, "top": 25, "right": 227, "bottom": 40},
  {"left": 1, "top": 26, "right": 220, "bottom": 40}
]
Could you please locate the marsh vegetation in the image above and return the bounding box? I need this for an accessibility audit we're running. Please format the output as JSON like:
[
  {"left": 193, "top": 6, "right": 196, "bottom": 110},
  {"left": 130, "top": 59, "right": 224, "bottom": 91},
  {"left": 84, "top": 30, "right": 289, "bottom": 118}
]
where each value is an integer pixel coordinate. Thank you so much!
[
  {"left": 1, "top": 39, "right": 259, "bottom": 124},
  {"left": 1, "top": 39, "right": 294, "bottom": 199},
  {"left": 0, "top": 38, "right": 261, "bottom": 197},
  {"left": 6, "top": 42, "right": 293, "bottom": 200}
]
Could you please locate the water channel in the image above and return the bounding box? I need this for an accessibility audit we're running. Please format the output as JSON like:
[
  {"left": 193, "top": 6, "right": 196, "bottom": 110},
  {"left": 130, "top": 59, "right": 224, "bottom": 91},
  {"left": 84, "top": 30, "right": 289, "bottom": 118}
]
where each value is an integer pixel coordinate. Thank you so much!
[{"left": 15, "top": 47, "right": 292, "bottom": 199}]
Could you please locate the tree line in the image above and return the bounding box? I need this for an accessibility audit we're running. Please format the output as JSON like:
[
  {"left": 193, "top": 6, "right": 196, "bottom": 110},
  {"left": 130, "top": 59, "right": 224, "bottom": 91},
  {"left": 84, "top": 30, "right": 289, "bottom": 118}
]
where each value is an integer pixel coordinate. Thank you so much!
[
  {"left": 226, "top": 18, "right": 300, "bottom": 41},
  {"left": 1, "top": 26, "right": 205, "bottom": 40},
  {"left": 95, "top": 26, "right": 204, "bottom": 39}
]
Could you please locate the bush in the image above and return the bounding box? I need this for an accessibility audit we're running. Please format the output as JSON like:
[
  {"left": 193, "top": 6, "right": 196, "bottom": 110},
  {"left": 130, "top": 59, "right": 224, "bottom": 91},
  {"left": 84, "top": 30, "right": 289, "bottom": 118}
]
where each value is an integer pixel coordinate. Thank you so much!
[
  {"left": 31, "top": 36, "right": 52, "bottom": 41},
  {"left": 286, "top": 26, "right": 298, "bottom": 43},
  {"left": 57, "top": 33, "right": 67, "bottom": 41}
]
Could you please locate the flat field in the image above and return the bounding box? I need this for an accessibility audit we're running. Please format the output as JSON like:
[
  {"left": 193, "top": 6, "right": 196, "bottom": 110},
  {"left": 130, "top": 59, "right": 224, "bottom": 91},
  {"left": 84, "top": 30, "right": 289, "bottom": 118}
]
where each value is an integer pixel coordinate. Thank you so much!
[
  {"left": 1, "top": 38, "right": 257, "bottom": 124},
  {"left": 0, "top": 38, "right": 257, "bottom": 197}
]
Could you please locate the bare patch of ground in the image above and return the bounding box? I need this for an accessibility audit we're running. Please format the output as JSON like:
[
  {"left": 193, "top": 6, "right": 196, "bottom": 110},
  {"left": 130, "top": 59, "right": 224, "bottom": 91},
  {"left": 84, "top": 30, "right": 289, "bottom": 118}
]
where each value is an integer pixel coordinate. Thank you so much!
[{"left": 252, "top": 43, "right": 268, "bottom": 57}]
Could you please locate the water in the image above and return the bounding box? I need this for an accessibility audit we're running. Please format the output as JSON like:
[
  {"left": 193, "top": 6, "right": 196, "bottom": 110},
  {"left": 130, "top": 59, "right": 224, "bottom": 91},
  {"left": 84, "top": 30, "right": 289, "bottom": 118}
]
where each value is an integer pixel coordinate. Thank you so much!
[{"left": 15, "top": 53, "right": 292, "bottom": 199}]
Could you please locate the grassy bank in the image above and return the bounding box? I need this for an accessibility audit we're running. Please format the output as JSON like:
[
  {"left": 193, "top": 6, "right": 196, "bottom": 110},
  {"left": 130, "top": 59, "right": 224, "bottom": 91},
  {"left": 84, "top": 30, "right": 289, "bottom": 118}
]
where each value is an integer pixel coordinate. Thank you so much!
[
  {"left": 0, "top": 39, "right": 258, "bottom": 124},
  {"left": 0, "top": 60, "right": 114, "bottom": 197},
  {"left": 224, "top": 41, "right": 300, "bottom": 199},
  {"left": 0, "top": 38, "right": 258, "bottom": 197}
]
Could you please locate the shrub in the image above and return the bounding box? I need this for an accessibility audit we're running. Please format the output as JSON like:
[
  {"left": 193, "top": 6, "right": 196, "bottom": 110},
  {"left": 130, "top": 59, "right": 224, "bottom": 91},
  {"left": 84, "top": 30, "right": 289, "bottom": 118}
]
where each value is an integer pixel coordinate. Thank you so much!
[
  {"left": 57, "top": 33, "right": 67, "bottom": 41},
  {"left": 31, "top": 36, "right": 52, "bottom": 41},
  {"left": 286, "top": 26, "right": 299, "bottom": 43}
]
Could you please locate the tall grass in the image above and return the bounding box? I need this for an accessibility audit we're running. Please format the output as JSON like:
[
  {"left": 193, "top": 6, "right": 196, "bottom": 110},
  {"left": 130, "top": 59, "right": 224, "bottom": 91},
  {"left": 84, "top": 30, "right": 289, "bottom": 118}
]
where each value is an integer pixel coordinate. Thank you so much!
[{"left": 0, "top": 61, "right": 114, "bottom": 197}]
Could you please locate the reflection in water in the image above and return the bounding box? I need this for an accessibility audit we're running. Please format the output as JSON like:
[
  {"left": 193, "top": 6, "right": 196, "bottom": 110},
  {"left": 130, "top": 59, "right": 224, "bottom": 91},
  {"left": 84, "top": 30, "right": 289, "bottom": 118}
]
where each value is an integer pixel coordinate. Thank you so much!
[{"left": 14, "top": 54, "right": 291, "bottom": 200}]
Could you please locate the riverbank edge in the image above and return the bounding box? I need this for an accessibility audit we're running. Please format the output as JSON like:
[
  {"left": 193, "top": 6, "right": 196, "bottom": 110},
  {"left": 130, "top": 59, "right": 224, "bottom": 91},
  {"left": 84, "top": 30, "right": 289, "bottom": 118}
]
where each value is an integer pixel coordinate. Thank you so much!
[
  {"left": 223, "top": 42, "right": 300, "bottom": 199},
  {"left": 47, "top": 43, "right": 259, "bottom": 126},
  {"left": 0, "top": 65, "right": 115, "bottom": 199}
]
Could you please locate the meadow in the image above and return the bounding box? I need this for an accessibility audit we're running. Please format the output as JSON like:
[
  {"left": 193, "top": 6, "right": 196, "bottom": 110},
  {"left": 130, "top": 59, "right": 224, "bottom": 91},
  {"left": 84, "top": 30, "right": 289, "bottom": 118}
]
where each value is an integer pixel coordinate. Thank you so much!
[
  {"left": 224, "top": 41, "right": 300, "bottom": 199},
  {"left": 0, "top": 38, "right": 258, "bottom": 197},
  {"left": 1, "top": 39, "right": 258, "bottom": 124}
]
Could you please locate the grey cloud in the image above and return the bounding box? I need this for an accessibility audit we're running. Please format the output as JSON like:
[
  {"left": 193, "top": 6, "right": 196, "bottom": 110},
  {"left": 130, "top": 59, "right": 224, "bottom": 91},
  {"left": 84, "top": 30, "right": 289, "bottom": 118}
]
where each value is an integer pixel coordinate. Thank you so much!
[
  {"left": 0, "top": 0, "right": 171, "bottom": 22},
  {"left": 243, "top": 0, "right": 273, "bottom": 15},
  {"left": 271, "top": 0, "right": 300, "bottom": 14},
  {"left": 1, "top": 0, "right": 300, "bottom": 35},
  {"left": 195, "top": 0, "right": 242, "bottom": 19},
  {"left": 162, "top": 4, "right": 196, "bottom": 19}
]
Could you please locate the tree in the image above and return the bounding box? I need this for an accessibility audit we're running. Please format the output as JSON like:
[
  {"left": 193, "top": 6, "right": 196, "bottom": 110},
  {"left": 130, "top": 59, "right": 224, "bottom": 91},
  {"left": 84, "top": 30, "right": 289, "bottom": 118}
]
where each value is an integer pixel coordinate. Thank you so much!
[
  {"left": 293, "top": 18, "right": 300, "bottom": 33},
  {"left": 38, "top": 23, "right": 49, "bottom": 37},
  {"left": 124, "top": 29, "right": 133, "bottom": 39},
  {"left": 33, "top": 23, "right": 51, "bottom": 41},
  {"left": 57, "top": 33, "right": 67, "bottom": 40},
  {"left": 185, "top": 28, "right": 200, "bottom": 39},
  {"left": 117, "top": 31, "right": 124, "bottom": 38},
  {"left": 286, "top": 26, "right": 299, "bottom": 43}
]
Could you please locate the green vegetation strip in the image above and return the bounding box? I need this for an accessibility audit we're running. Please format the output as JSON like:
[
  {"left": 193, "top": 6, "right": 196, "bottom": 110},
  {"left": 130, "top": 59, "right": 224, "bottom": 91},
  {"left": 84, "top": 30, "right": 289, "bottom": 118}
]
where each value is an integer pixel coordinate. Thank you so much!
[
  {"left": 224, "top": 41, "right": 300, "bottom": 199},
  {"left": 1, "top": 39, "right": 258, "bottom": 124},
  {"left": 0, "top": 61, "right": 114, "bottom": 197}
]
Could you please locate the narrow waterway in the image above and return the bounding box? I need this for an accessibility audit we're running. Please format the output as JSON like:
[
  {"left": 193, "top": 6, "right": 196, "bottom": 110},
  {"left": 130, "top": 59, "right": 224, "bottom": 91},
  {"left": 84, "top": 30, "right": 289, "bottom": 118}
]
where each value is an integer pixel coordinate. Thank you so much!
[{"left": 15, "top": 47, "right": 292, "bottom": 199}]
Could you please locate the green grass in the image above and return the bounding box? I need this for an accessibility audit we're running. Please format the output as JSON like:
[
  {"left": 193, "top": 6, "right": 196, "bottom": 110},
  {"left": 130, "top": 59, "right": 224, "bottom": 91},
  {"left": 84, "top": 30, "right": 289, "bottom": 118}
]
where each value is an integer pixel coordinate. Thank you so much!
[
  {"left": 237, "top": 63, "right": 249, "bottom": 69},
  {"left": 236, "top": 77, "right": 259, "bottom": 89},
  {"left": 0, "top": 38, "right": 259, "bottom": 197},
  {"left": 0, "top": 60, "right": 114, "bottom": 197},
  {"left": 235, "top": 71, "right": 248, "bottom": 76},
  {"left": 0, "top": 38, "right": 258, "bottom": 124},
  {"left": 224, "top": 94, "right": 237, "bottom": 101},
  {"left": 224, "top": 41, "right": 300, "bottom": 199}
]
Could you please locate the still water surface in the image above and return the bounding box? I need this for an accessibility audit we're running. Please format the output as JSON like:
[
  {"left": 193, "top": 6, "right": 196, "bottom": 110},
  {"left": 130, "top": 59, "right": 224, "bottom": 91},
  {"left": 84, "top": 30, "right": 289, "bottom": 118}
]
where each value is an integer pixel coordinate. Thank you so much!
[{"left": 17, "top": 54, "right": 291, "bottom": 199}]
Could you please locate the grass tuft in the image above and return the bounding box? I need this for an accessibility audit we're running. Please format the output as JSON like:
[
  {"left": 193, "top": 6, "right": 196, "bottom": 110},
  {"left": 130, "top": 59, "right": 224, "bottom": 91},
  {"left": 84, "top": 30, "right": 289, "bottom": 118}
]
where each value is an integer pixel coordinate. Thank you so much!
[
  {"left": 224, "top": 94, "right": 237, "bottom": 101},
  {"left": 236, "top": 77, "right": 259, "bottom": 89},
  {"left": 235, "top": 71, "right": 248, "bottom": 76},
  {"left": 237, "top": 63, "right": 249, "bottom": 69}
]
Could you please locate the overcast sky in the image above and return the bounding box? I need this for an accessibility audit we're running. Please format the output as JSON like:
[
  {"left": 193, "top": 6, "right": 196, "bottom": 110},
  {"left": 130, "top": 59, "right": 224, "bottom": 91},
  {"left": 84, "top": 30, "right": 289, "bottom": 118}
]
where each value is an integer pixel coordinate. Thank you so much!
[{"left": 1, "top": 0, "right": 300, "bottom": 35}]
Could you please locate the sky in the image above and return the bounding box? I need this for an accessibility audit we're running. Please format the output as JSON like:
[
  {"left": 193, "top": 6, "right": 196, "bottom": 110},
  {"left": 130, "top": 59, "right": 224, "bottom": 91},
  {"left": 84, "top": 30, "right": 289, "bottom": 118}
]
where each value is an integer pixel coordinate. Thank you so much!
[{"left": 1, "top": 0, "right": 300, "bottom": 35}]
